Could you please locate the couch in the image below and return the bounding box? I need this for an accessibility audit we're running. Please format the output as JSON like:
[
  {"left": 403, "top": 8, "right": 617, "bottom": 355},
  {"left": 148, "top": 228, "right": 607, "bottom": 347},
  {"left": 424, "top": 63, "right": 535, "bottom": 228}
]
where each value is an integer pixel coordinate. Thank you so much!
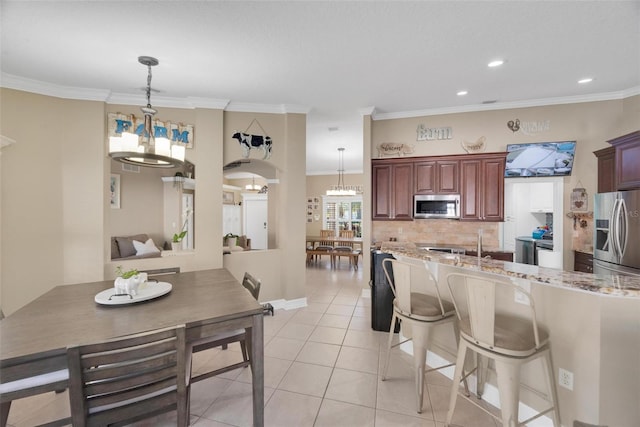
[
  {"left": 223, "top": 235, "right": 251, "bottom": 254},
  {"left": 111, "top": 234, "right": 164, "bottom": 261}
]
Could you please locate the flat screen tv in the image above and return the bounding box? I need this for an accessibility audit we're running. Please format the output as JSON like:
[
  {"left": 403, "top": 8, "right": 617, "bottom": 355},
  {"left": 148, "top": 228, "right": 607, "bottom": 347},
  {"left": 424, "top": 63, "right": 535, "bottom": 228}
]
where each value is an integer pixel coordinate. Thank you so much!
[{"left": 505, "top": 141, "right": 576, "bottom": 177}]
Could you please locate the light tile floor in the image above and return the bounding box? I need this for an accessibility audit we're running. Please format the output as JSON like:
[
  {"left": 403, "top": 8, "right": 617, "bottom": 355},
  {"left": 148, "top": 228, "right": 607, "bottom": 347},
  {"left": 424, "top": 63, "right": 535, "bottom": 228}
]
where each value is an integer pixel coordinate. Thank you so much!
[{"left": 6, "top": 260, "right": 499, "bottom": 427}]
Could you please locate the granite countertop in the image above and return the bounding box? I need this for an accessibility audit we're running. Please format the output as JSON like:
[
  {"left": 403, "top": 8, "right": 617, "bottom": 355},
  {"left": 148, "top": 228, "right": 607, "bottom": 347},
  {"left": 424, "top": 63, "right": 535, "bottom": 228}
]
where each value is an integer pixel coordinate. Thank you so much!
[{"left": 380, "top": 242, "right": 640, "bottom": 299}]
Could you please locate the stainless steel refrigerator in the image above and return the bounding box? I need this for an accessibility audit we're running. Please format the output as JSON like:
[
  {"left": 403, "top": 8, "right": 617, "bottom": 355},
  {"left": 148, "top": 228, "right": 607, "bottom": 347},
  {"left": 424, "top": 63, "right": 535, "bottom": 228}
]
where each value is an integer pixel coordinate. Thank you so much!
[{"left": 593, "top": 190, "right": 640, "bottom": 276}]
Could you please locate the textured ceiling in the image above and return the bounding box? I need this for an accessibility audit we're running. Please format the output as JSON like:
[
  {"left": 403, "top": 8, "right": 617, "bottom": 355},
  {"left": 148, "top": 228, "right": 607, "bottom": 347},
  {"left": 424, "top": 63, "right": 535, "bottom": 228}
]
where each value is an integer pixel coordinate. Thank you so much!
[{"left": 2, "top": 1, "right": 639, "bottom": 174}]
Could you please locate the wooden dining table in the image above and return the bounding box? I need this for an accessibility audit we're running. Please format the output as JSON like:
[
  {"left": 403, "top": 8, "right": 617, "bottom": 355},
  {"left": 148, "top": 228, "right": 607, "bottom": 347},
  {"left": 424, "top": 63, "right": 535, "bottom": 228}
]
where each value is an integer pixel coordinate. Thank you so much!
[{"left": 0, "top": 268, "right": 264, "bottom": 426}]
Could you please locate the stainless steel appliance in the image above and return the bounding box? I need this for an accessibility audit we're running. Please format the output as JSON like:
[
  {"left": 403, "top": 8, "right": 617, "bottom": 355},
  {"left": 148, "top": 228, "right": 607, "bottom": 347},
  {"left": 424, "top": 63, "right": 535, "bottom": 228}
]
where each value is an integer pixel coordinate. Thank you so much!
[
  {"left": 515, "top": 236, "right": 553, "bottom": 265},
  {"left": 593, "top": 190, "right": 640, "bottom": 277},
  {"left": 414, "top": 194, "right": 460, "bottom": 219}
]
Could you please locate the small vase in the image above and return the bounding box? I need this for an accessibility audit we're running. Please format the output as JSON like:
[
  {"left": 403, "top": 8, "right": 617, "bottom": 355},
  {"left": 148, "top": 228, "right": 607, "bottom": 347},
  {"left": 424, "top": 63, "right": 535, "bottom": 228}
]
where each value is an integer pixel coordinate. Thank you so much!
[{"left": 172, "top": 241, "right": 182, "bottom": 252}]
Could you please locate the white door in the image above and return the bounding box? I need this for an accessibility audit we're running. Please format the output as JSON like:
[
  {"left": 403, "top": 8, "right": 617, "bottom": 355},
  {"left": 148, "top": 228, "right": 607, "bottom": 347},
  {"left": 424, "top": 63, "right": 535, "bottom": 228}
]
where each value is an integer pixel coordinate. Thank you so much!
[{"left": 243, "top": 194, "right": 268, "bottom": 250}]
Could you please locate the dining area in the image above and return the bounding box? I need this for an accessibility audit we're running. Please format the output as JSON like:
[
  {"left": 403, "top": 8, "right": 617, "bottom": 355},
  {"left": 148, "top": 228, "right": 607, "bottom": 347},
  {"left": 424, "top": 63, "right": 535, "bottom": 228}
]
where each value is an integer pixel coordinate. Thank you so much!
[
  {"left": 306, "top": 230, "right": 364, "bottom": 270},
  {"left": 0, "top": 269, "right": 265, "bottom": 427}
]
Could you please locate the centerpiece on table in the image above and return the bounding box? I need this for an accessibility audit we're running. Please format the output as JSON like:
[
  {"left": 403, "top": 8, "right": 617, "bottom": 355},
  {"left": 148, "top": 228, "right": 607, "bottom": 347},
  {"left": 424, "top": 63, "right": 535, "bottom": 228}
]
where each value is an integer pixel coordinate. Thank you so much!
[{"left": 114, "top": 266, "right": 147, "bottom": 297}]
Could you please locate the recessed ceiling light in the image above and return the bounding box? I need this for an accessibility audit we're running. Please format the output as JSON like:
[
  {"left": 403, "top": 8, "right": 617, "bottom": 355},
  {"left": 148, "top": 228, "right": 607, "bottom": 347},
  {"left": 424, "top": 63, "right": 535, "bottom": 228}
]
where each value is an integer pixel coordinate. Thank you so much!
[
  {"left": 457, "top": 90, "right": 468, "bottom": 96},
  {"left": 578, "top": 78, "right": 594, "bottom": 84},
  {"left": 488, "top": 60, "right": 504, "bottom": 68}
]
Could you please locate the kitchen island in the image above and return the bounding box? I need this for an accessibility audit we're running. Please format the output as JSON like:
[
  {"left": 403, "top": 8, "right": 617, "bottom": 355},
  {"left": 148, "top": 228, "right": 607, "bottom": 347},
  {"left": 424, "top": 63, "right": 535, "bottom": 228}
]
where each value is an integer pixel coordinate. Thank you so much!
[{"left": 380, "top": 242, "right": 640, "bottom": 427}]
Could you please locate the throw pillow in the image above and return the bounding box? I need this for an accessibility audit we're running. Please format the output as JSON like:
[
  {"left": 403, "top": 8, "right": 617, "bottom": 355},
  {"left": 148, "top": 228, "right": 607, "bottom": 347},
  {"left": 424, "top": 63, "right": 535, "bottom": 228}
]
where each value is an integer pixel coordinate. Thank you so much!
[
  {"left": 115, "top": 237, "right": 137, "bottom": 258},
  {"left": 133, "top": 238, "right": 161, "bottom": 256}
]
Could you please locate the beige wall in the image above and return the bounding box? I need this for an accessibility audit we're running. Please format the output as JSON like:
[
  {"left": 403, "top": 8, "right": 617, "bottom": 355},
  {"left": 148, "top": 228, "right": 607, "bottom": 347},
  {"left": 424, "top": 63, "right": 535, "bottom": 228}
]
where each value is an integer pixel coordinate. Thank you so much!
[
  {"left": 1, "top": 89, "right": 307, "bottom": 314},
  {"left": 370, "top": 97, "right": 638, "bottom": 269}
]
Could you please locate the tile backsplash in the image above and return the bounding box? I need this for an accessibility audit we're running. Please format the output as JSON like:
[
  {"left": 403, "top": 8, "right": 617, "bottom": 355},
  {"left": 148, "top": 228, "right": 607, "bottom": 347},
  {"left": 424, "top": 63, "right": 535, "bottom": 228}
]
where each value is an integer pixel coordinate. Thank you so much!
[{"left": 372, "top": 219, "right": 500, "bottom": 250}]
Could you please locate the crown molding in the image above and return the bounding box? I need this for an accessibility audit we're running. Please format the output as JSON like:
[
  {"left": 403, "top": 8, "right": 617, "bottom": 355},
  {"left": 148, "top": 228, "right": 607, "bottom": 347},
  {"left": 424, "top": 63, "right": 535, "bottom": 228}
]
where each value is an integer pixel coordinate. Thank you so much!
[
  {"left": 358, "top": 106, "right": 376, "bottom": 116},
  {"left": 1, "top": 73, "right": 111, "bottom": 101},
  {"left": 225, "top": 101, "right": 310, "bottom": 114},
  {"left": 373, "top": 87, "right": 640, "bottom": 120}
]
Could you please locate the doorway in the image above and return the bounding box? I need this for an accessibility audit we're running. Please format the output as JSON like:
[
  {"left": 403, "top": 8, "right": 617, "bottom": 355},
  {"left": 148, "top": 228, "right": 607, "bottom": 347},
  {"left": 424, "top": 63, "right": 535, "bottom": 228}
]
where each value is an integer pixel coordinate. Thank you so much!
[{"left": 243, "top": 193, "right": 268, "bottom": 250}]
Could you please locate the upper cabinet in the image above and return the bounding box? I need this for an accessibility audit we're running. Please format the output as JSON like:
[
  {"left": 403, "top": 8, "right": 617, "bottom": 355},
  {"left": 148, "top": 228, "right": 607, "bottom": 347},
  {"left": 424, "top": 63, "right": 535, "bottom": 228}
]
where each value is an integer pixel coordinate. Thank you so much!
[
  {"left": 414, "top": 159, "right": 459, "bottom": 194},
  {"left": 595, "top": 131, "right": 640, "bottom": 192},
  {"left": 609, "top": 131, "right": 640, "bottom": 191},
  {"left": 593, "top": 146, "right": 616, "bottom": 193},
  {"left": 372, "top": 161, "right": 413, "bottom": 220},
  {"left": 529, "top": 182, "right": 554, "bottom": 213},
  {"left": 459, "top": 154, "right": 506, "bottom": 221},
  {"left": 372, "top": 152, "right": 506, "bottom": 222}
]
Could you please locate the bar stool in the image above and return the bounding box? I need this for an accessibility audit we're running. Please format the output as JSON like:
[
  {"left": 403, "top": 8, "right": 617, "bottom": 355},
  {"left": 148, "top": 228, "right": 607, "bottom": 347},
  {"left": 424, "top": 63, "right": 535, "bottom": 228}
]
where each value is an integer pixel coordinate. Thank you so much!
[
  {"left": 445, "top": 273, "right": 561, "bottom": 427},
  {"left": 381, "top": 258, "right": 463, "bottom": 413}
]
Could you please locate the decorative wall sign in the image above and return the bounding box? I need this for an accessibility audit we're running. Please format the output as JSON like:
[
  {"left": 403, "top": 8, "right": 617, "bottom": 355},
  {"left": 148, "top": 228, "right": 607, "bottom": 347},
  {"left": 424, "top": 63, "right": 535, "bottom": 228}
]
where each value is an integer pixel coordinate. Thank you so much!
[
  {"left": 232, "top": 118, "right": 273, "bottom": 160},
  {"left": 507, "top": 119, "right": 520, "bottom": 132},
  {"left": 520, "top": 120, "right": 551, "bottom": 135},
  {"left": 461, "top": 136, "right": 486, "bottom": 153},
  {"left": 108, "top": 113, "right": 194, "bottom": 148},
  {"left": 376, "top": 142, "right": 415, "bottom": 157},
  {"left": 416, "top": 124, "right": 453, "bottom": 141}
]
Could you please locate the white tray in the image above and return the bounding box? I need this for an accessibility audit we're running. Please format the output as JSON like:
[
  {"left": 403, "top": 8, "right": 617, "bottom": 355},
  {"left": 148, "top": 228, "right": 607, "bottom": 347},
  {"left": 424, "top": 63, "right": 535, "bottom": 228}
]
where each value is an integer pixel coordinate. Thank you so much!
[{"left": 94, "top": 281, "right": 172, "bottom": 306}]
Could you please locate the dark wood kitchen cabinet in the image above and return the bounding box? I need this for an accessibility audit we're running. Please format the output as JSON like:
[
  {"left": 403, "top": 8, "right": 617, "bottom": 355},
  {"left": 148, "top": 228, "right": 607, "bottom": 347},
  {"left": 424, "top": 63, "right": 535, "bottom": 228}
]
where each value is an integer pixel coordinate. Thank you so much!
[
  {"left": 414, "top": 159, "right": 459, "bottom": 194},
  {"left": 574, "top": 251, "right": 593, "bottom": 274},
  {"left": 372, "top": 161, "right": 413, "bottom": 220},
  {"left": 593, "top": 146, "right": 616, "bottom": 193},
  {"left": 609, "top": 131, "right": 640, "bottom": 191},
  {"left": 460, "top": 153, "right": 506, "bottom": 221}
]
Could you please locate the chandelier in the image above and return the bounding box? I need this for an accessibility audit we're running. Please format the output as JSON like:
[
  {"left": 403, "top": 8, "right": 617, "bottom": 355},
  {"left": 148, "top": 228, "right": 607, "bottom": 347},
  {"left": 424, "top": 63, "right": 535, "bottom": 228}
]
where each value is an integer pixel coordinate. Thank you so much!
[
  {"left": 245, "top": 175, "right": 261, "bottom": 191},
  {"left": 108, "top": 56, "right": 185, "bottom": 168},
  {"left": 326, "top": 147, "right": 356, "bottom": 196}
]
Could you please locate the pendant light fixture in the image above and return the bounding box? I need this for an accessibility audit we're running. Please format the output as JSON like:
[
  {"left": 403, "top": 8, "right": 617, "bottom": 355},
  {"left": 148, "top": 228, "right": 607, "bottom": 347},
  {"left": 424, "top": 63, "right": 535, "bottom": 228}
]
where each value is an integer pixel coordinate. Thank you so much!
[
  {"left": 108, "top": 56, "right": 185, "bottom": 168},
  {"left": 245, "top": 174, "right": 261, "bottom": 191},
  {"left": 326, "top": 147, "right": 356, "bottom": 196}
]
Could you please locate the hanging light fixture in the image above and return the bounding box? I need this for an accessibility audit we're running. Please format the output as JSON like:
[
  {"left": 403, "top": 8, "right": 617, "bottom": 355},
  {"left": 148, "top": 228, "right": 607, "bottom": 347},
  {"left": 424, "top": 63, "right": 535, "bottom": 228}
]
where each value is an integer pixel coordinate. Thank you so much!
[
  {"left": 245, "top": 174, "right": 261, "bottom": 191},
  {"left": 326, "top": 147, "right": 356, "bottom": 196},
  {"left": 108, "top": 56, "right": 185, "bottom": 168}
]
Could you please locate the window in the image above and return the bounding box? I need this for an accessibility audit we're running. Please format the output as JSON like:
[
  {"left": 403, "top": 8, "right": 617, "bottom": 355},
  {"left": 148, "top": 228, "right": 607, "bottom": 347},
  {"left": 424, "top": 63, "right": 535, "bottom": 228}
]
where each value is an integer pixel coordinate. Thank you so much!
[{"left": 322, "top": 196, "right": 363, "bottom": 237}]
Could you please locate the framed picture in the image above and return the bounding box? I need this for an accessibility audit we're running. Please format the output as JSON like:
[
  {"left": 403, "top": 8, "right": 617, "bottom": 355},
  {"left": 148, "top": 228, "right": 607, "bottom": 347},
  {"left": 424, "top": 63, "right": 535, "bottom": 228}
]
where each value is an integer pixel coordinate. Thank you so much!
[
  {"left": 110, "top": 174, "right": 120, "bottom": 209},
  {"left": 223, "top": 191, "right": 234, "bottom": 205}
]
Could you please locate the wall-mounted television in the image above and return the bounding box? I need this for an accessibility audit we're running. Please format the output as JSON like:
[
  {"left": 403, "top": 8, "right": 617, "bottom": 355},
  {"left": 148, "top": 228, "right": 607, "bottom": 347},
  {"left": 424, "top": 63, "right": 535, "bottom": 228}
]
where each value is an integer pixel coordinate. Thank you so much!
[{"left": 505, "top": 141, "right": 576, "bottom": 177}]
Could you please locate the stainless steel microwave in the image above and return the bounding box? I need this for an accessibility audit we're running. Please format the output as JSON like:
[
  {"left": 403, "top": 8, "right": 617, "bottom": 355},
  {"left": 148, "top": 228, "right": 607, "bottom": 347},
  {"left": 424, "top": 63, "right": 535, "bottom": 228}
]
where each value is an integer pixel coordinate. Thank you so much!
[{"left": 414, "top": 194, "right": 460, "bottom": 219}]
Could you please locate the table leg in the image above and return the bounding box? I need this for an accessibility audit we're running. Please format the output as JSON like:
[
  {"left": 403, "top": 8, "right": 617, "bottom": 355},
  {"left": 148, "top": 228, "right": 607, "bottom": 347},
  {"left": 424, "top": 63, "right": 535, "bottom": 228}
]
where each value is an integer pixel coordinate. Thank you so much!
[{"left": 251, "top": 313, "right": 264, "bottom": 426}]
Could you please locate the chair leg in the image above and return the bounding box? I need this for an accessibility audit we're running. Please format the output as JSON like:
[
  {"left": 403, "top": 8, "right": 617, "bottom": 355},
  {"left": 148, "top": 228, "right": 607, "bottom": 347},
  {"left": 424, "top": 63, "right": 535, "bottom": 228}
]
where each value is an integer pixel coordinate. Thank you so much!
[
  {"left": 381, "top": 311, "right": 398, "bottom": 381},
  {"left": 239, "top": 340, "right": 249, "bottom": 362},
  {"left": 542, "top": 350, "right": 561, "bottom": 426},
  {"left": 476, "top": 353, "right": 490, "bottom": 398},
  {"left": 1, "top": 401, "right": 11, "bottom": 427},
  {"left": 411, "top": 324, "right": 432, "bottom": 414},
  {"left": 494, "top": 360, "right": 521, "bottom": 427},
  {"left": 446, "top": 339, "right": 468, "bottom": 426}
]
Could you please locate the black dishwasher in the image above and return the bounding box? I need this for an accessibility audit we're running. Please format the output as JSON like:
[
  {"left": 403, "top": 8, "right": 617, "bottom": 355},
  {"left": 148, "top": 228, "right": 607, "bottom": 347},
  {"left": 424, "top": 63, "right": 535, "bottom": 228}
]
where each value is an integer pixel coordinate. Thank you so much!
[{"left": 370, "top": 249, "right": 400, "bottom": 332}]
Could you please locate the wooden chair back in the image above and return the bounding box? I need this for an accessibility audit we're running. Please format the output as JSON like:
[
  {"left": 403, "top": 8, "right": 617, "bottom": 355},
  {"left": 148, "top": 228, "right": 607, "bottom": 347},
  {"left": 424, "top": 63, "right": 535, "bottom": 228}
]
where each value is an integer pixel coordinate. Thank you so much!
[
  {"left": 242, "top": 272, "right": 261, "bottom": 300},
  {"left": 318, "top": 229, "right": 336, "bottom": 248},
  {"left": 67, "top": 325, "right": 188, "bottom": 427}
]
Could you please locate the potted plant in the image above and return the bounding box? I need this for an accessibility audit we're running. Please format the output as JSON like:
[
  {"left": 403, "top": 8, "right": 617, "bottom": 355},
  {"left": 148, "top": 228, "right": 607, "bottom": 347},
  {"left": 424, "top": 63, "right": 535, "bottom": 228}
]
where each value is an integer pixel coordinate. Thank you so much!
[
  {"left": 114, "top": 266, "right": 145, "bottom": 296},
  {"left": 224, "top": 232, "right": 239, "bottom": 248},
  {"left": 172, "top": 208, "right": 193, "bottom": 251}
]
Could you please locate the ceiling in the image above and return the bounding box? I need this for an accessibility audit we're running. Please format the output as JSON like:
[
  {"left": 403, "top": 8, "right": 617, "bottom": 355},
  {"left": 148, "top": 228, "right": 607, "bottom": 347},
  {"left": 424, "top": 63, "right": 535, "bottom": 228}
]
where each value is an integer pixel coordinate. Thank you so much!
[{"left": 2, "top": 1, "right": 638, "bottom": 175}]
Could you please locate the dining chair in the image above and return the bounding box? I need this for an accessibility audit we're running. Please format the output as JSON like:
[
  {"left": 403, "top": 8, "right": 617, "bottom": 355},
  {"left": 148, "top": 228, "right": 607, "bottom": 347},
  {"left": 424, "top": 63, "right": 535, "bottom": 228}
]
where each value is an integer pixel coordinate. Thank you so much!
[
  {"left": 1, "top": 309, "right": 70, "bottom": 427},
  {"left": 308, "top": 229, "right": 336, "bottom": 265},
  {"left": 66, "top": 324, "right": 189, "bottom": 427},
  {"left": 380, "top": 258, "right": 462, "bottom": 413},
  {"left": 445, "top": 273, "right": 560, "bottom": 427},
  {"left": 333, "top": 229, "right": 361, "bottom": 269},
  {"left": 190, "top": 272, "right": 262, "bottom": 383}
]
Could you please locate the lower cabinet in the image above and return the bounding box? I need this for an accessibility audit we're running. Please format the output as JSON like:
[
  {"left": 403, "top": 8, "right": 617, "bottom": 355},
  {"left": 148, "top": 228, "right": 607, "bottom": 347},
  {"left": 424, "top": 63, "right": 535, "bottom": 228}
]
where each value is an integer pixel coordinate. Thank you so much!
[{"left": 574, "top": 251, "right": 594, "bottom": 273}]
